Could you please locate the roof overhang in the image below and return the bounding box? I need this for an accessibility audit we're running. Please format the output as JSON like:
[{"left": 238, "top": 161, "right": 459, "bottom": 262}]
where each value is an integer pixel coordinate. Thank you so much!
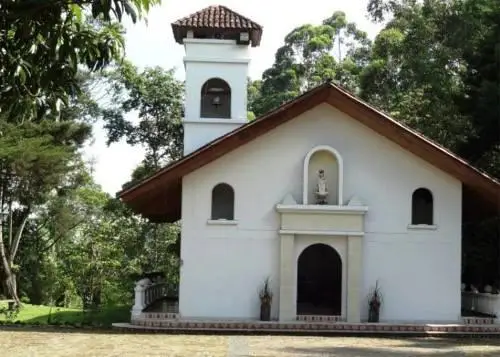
[{"left": 118, "top": 83, "right": 500, "bottom": 223}]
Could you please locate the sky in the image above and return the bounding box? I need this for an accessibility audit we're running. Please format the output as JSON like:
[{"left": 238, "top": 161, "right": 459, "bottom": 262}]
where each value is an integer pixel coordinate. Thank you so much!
[{"left": 83, "top": 0, "right": 384, "bottom": 195}]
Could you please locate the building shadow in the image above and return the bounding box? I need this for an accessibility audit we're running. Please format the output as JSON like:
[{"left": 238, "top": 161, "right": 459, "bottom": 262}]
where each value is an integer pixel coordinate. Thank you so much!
[{"left": 276, "top": 337, "right": 500, "bottom": 356}]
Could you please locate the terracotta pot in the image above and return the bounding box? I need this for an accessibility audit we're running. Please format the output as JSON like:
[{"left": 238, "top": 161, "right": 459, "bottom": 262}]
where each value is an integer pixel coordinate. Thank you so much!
[
  {"left": 368, "top": 306, "right": 380, "bottom": 323},
  {"left": 260, "top": 302, "right": 271, "bottom": 321}
]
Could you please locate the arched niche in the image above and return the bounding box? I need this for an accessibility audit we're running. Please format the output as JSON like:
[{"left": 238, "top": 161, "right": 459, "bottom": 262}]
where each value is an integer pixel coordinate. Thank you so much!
[
  {"left": 303, "top": 145, "right": 343, "bottom": 205},
  {"left": 200, "top": 78, "right": 231, "bottom": 119}
]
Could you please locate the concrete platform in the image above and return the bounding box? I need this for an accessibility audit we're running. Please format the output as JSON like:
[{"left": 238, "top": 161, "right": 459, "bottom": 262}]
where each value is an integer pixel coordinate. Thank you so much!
[{"left": 112, "top": 320, "right": 500, "bottom": 337}]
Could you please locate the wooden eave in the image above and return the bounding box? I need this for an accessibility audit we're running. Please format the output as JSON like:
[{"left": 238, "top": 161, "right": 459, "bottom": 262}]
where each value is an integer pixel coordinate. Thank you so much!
[{"left": 118, "top": 83, "right": 500, "bottom": 223}]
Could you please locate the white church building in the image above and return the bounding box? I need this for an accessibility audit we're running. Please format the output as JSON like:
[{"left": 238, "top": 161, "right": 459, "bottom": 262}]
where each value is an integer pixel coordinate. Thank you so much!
[{"left": 119, "top": 5, "right": 500, "bottom": 325}]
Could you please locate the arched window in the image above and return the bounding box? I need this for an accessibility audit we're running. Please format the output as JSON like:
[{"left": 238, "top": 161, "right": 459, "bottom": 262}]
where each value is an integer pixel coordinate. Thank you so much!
[
  {"left": 412, "top": 188, "right": 433, "bottom": 225},
  {"left": 211, "top": 183, "right": 234, "bottom": 220},
  {"left": 200, "top": 78, "right": 231, "bottom": 118}
]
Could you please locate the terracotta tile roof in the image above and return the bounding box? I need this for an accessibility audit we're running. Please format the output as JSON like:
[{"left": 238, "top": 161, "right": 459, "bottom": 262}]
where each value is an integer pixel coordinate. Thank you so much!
[
  {"left": 171, "top": 5, "right": 263, "bottom": 46},
  {"left": 173, "top": 5, "right": 261, "bottom": 30},
  {"left": 118, "top": 82, "right": 500, "bottom": 223}
]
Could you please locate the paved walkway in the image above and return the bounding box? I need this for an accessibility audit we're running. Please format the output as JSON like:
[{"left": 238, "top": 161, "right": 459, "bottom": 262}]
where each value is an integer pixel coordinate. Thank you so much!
[{"left": 2, "top": 330, "right": 500, "bottom": 356}]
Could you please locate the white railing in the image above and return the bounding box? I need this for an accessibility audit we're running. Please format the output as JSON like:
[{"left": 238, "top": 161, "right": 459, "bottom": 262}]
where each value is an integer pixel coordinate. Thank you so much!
[
  {"left": 131, "top": 278, "right": 179, "bottom": 318},
  {"left": 462, "top": 291, "right": 500, "bottom": 318}
]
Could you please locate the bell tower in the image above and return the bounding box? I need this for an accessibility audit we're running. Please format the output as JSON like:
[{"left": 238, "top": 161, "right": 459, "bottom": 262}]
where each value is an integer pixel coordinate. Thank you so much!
[{"left": 172, "top": 5, "right": 263, "bottom": 155}]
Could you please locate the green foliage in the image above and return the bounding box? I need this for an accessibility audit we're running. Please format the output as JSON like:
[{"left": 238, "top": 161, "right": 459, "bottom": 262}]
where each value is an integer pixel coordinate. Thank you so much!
[
  {"left": 0, "top": 118, "right": 92, "bottom": 304},
  {"left": 0, "top": 121, "right": 91, "bottom": 205},
  {"left": 0, "top": 0, "right": 160, "bottom": 122},
  {"left": 251, "top": 11, "right": 371, "bottom": 117},
  {"left": 361, "top": 0, "right": 499, "bottom": 176},
  {"left": 0, "top": 0, "right": 160, "bottom": 307},
  {"left": 102, "top": 62, "right": 184, "bottom": 184},
  {"left": 0, "top": 302, "right": 20, "bottom": 322},
  {"left": 360, "top": 0, "right": 472, "bottom": 152}
]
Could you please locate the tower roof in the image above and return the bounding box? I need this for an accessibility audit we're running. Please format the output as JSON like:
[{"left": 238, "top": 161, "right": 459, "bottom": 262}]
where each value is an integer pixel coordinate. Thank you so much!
[{"left": 171, "top": 5, "right": 263, "bottom": 46}]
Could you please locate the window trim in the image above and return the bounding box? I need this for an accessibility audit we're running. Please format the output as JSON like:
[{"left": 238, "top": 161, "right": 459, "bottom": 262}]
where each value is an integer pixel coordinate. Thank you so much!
[
  {"left": 206, "top": 219, "right": 238, "bottom": 226},
  {"left": 407, "top": 224, "right": 438, "bottom": 231}
]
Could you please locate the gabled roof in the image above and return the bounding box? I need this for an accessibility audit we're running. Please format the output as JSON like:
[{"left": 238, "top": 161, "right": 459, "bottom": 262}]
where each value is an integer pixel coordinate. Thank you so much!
[
  {"left": 171, "top": 5, "right": 263, "bottom": 46},
  {"left": 118, "top": 82, "right": 500, "bottom": 223}
]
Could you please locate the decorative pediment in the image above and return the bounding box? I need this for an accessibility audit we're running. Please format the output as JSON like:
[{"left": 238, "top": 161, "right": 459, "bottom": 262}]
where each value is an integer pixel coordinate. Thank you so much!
[
  {"left": 347, "top": 195, "right": 365, "bottom": 207},
  {"left": 281, "top": 193, "right": 297, "bottom": 205}
]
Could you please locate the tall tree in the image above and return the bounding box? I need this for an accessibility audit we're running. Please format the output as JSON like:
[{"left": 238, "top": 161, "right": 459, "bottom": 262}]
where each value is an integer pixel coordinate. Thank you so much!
[
  {"left": 448, "top": 0, "right": 500, "bottom": 177},
  {"left": 103, "top": 62, "right": 184, "bottom": 185},
  {"left": 362, "top": 0, "right": 499, "bottom": 176},
  {"left": 0, "top": 120, "right": 90, "bottom": 303},
  {"left": 252, "top": 11, "right": 371, "bottom": 117},
  {"left": 361, "top": 0, "right": 472, "bottom": 152},
  {"left": 0, "top": 1, "right": 160, "bottom": 304},
  {"left": 102, "top": 62, "right": 184, "bottom": 284}
]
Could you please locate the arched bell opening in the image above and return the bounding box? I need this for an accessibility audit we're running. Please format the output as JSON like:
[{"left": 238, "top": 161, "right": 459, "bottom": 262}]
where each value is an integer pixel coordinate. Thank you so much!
[{"left": 200, "top": 78, "right": 231, "bottom": 119}]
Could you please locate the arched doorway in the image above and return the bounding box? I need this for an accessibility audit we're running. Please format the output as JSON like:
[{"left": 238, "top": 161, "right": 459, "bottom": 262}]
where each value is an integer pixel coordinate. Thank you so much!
[{"left": 297, "top": 243, "right": 342, "bottom": 315}]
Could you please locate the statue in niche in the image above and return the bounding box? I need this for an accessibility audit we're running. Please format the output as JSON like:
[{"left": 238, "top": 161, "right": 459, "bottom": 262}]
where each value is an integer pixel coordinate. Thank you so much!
[{"left": 315, "top": 169, "right": 328, "bottom": 204}]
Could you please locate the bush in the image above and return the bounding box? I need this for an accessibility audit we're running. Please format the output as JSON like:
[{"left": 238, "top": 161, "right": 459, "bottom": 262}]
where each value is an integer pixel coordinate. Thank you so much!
[{"left": 20, "top": 296, "right": 30, "bottom": 304}]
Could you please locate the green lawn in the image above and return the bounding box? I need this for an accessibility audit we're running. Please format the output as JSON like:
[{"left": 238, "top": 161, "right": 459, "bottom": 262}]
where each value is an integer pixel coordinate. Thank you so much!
[{"left": 0, "top": 301, "right": 129, "bottom": 326}]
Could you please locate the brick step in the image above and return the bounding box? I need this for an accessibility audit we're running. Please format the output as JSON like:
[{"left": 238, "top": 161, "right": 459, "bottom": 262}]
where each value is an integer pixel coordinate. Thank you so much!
[{"left": 462, "top": 316, "right": 496, "bottom": 325}]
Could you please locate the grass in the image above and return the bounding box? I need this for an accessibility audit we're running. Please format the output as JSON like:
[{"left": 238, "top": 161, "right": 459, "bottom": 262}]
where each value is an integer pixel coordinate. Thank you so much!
[
  {"left": 2, "top": 332, "right": 500, "bottom": 356},
  {"left": 0, "top": 301, "right": 130, "bottom": 327}
]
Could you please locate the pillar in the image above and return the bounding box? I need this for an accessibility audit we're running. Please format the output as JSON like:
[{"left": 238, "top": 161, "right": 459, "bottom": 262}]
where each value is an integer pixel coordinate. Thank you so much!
[
  {"left": 131, "top": 278, "right": 151, "bottom": 319},
  {"left": 279, "top": 234, "right": 295, "bottom": 321},
  {"left": 347, "top": 235, "right": 363, "bottom": 322}
]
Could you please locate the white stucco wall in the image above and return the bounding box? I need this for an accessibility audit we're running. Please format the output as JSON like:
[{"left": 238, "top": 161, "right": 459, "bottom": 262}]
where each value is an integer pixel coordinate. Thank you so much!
[
  {"left": 182, "top": 39, "right": 250, "bottom": 155},
  {"left": 183, "top": 118, "right": 247, "bottom": 156},
  {"left": 179, "top": 103, "right": 462, "bottom": 322}
]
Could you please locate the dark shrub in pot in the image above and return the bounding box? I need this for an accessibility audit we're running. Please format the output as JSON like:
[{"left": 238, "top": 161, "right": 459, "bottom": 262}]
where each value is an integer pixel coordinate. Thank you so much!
[
  {"left": 368, "top": 281, "right": 382, "bottom": 323},
  {"left": 259, "top": 277, "right": 273, "bottom": 321}
]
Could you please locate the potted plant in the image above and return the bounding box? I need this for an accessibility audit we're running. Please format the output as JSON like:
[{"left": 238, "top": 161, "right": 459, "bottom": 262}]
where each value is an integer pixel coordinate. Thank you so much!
[
  {"left": 368, "top": 281, "right": 382, "bottom": 323},
  {"left": 259, "top": 277, "right": 273, "bottom": 321}
]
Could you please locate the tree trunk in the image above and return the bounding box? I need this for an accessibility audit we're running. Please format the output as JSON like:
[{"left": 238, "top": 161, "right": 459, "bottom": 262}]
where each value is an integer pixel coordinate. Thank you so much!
[
  {"left": 0, "top": 207, "right": 30, "bottom": 306},
  {"left": 0, "top": 224, "right": 20, "bottom": 305},
  {"left": 1, "top": 269, "right": 20, "bottom": 305}
]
